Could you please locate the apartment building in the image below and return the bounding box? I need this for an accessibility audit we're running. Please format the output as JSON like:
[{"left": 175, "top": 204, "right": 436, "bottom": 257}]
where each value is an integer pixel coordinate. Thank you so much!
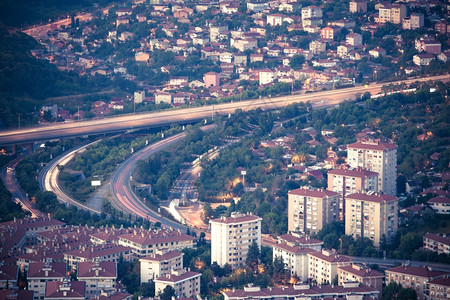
[
  {"left": 301, "top": 6, "right": 323, "bottom": 27},
  {"left": 345, "top": 192, "right": 398, "bottom": 247},
  {"left": 428, "top": 278, "right": 450, "bottom": 300},
  {"left": 140, "top": 250, "right": 184, "bottom": 282},
  {"left": 64, "top": 244, "right": 132, "bottom": 270},
  {"left": 385, "top": 265, "right": 447, "bottom": 300},
  {"left": 347, "top": 140, "right": 397, "bottom": 195},
  {"left": 349, "top": 0, "right": 367, "bottom": 13},
  {"left": 44, "top": 280, "right": 86, "bottom": 299},
  {"left": 28, "top": 261, "right": 66, "bottom": 300},
  {"left": 273, "top": 243, "right": 313, "bottom": 280},
  {"left": 402, "top": 13, "right": 424, "bottom": 30},
  {"left": 428, "top": 197, "right": 450, "bottom": 214},
  {"left": 423, "top": 233, "right": 450, "bottom": 255},
  {"left": 210, "top": 212, "right": 262, "bottom": 268},
  {"left": 307, "top": 249, "right": 351, "bottom": 285},
  {"left": 154, "top": 269, "right": 201, "bottom": 298},
  {"left": 309, "top": 40, "right": 327, "bottom": 55},
  {"left": 223, "top": 282, "right": 380, "bottom": 300},
  {"left": 118, "top": 228, "right": 195, "bottom": 257},
  {"left": 288, "top": 188, "right": 340, "bottom": 234},
  {"left": 327, "top": 167, "right": 378, "bottom": 219},
  {"left": 338, "top": 264, "right": 383, "bottom": 295},
  {"left": 376, "top": 3, "right": 406, "bottom": 24},
  {"left": 77, "top": 262, "right": 117, "bottom": 298}
]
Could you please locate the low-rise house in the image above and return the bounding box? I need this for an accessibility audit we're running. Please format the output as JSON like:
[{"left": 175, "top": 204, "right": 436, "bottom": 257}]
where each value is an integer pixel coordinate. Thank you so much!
[
  {"left": 140, "top": 250, "right": 184, "bottom": 282},
  {"left": 155, "top": 269, "right": 201, "bottom": 298},
  {"left": 77, "top": 262, "right": 116, "bottom": 298},
  {"left": 45, "top": 280, "right": 86, "bottom": 299},
  {"left": 338, "top": 264, "right": 383, "bottom": 295},
  {"left": 424, "top": 233, "right": 450, "bottom": 254},
  {"left": 428, "top": 197, "right": 450, "bottom": 214},
  {"left": 28, "top": 261, "right": 66, "bottom": 300}
]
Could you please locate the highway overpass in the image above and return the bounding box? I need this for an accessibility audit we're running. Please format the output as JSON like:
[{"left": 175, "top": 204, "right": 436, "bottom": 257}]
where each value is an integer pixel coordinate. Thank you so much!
[{"left": 1, "top": 75, "right": 448, "bottom": 146}]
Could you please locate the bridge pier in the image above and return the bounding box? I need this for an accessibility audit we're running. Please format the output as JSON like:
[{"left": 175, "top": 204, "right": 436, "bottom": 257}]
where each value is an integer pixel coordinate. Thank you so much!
[{"left": 27, "top": 143, "right": 33, "bottom": 154}]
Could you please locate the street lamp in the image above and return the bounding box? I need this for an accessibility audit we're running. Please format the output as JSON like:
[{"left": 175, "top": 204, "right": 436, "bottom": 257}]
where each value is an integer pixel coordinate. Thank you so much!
[{"left": 17, "top": 113, "right": 21, "bottom": 130}]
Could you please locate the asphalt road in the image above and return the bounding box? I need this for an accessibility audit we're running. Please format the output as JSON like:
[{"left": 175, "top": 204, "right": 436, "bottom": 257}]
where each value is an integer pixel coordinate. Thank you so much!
[
  {"left": 349, "top": 256, "right": 450, "bottom": 273},
  {"left": 39, "top": 140, "right": 102, "bottom": 214},
  {"left": 109, "top": 125, "right": 215, "bottom": 231},
  {"left": 1, "top": 74, "right": 448, "bottom": 146},
  {"left": 1, "top": 156, "right": 44, "bottom": 218}
]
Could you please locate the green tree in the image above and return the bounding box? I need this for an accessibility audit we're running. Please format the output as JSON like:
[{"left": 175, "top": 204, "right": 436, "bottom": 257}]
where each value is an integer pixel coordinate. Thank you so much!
[
  {"left": 159, "top": 285, "right": 175, "bottom": 300},
  {"left": 383, "top": 282, "right": 417, "bottom": 300},
  {"left": 289, "top": 54, "right": 305, "bottom": 70},
  {"left": 246, "top": 240, "right": 261, "bottom": 271}
]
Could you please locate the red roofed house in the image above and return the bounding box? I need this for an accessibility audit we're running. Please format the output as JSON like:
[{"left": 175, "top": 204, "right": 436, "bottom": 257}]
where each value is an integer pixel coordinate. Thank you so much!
[
  {"left": 0, "top": 265, "right": 18, "bottom": 290},
  {"left": 424, "top": 233, "right": 450, "bottom": 255},
  {"left": 140, "top": 250, "right": 184, "bottom": 282},
  {"left": 210, "top": 213, "right": 262, "bottom": 268},
  {"left": 77, "top": 262, "right": 117, "bottom": 298},
  {"left": 428, "top": 197, "right": 450, "bottom": 214},
  {"left": 307, "top": 249, "right": 351, "bottom": 284},
  {"left": 347, "top": 139, "right": 397, "bottom": 195},
  {"left": 155, "top": 269, "right": 201, "bottom": 298},
  {"left": 428, "top": 277, "right": 450, "bottom": 300},
  {"left": 118, "top": 228, "right": 195, "bottom": 258},
  {"left": 28, "top": 261, "right": 66, "bottom": 300},
  {"left": 345, "top": 192, "right": 398, "bottom": 247},
  {"left": 386, "top": 265, "right": 447, "bottom": 300},
  {"left": 45, "top": 280, "right": 86, "bottom": 299},
  {"left": 338, "top": 264, "right": 384, "bottom": 295},
  {"left": 288, "top": 188, "right": 340, "bottom": 234}
]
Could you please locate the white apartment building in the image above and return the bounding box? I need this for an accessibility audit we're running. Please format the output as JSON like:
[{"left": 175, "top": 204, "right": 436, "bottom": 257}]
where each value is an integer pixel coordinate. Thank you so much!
[
  {"left": 307, "top": 249, "right": 351, "bottom": 285},
  {"left": 118, "top": 228, "right": 195, "bottom": 257},
  {"left": 259, "top": 69, "right": 276, "bottom": 86},
  {"left": 301, "top": 6, "right": 323, "bottom": 20},
  {"left": 28, "top": 261, "right": 66, "bottom": 300},
  {"left": 273, "top": 243, "right": 314, "bottom": 280},
  {"left": 345, "top": 192, "right": 398, "bottom": 247},
  {"left": 155, "top": 269, "right": 201, "bottom": 298},
  {"left": 288, "top": 188, "right": 340, "bottom": 234},
  {"left": 134, "top": 91, "right": 145, "bottom": 104},
  {"left": 347, "top": 140, "right": 397, "bottom": 195},
  {"left": 210, "top": 212, "right": 262, "bottom": 268},
  {"left": 140, "top": 250, "right": 184, "bottom": 282},
  {"left": 210, "top": 25, "right": 228, "bottom": 42},
  {"left": 77, "top": 262, "right": 117, "bottom": 298},
  {"left": 327, "top": 167, "right": 378, "bottom": 219}
]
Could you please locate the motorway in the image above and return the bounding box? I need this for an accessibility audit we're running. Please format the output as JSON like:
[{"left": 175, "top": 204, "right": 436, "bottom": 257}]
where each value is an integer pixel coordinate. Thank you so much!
[
  {"left": 349, "top": 256, "right": 450, "bottom": 273},
  {"left": 39, "top": 140, "right": 102, "bottom": 214},
  {"left": 109, "top": 125, "right": 214, "bottom": 231},
  {"left": 1, "top": 156, "right": 44, "bottom": 218},
  {"left": 1, "top": 74, "right": 448, "bottom": 146}
]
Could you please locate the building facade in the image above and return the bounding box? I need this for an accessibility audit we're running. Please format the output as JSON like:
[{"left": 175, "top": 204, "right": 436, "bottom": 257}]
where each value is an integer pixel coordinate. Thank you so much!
[
  {"left": 288, "top": 188, "right": 340, "bottom": 234},
  {"left": 140, "top": 250, "right": 184, "bottom": 282},
  {"left": 347, "top": 140, "right": 397, "bottom": 195},
  {"left": 154, "top": 269, "right": 201, "bottom": 298},
  {"left": 345, "top": 192, "right": 398, "bottom": 247},
  {"left": 210, "top": 212, "right": 262, "bottom": 268},
  {"left": 77, "top": 262, "right": 117, "bottom": 298}
]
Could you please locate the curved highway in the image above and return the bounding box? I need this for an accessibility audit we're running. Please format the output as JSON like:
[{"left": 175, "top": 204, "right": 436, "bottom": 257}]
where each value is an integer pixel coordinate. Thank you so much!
[
  {"left": 110, "top": 125, "right": 215, "bottom": 231},
  {"left": 1, "top": 75, "right": 448, "bottom": 146},
  {"left": 39, "top": 140, "right": 102, "bottom": 214}
]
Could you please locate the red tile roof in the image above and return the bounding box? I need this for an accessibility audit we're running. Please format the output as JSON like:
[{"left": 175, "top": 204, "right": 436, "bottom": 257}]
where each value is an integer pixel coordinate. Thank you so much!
[
  {"left": 428, "top": 277, "right": 450, "bottom": 287},
  {"left": 28, "top": 262, "right": 66, "bottom": 278},
  {"left": 0, "top": 265, "right": 18, "bottom": 281},
  {"left": 45, "top": 280, "right": 86, "bottom": 299},
  {"left": 119, "top": 229, "right": 195, "bottom": 246},
  {"left": 210, "top": 213, "right": 262, "bottom": 224},
  {"left": 278, "top": 233, "right": 323, "bottom": 246},
  {"left": 424, "top": 233, "right": 450, "bottom": 246},
  {"left": 386, "top": 265, "right": 447, "bottom": 278},
  {"left": 429, "top": 197, "right": 450, "bottom": 204},
  {"left": 338, "top": 264, "right": 384, "bottom": 278},
  {"left": 308, "top": 250, "right": 351, "bottom": 263},
  {"left": 347, "top": 141, "right": 397, "bottom": 151},
  {"left": 155, "top": 270, "right": 201, "bottom": 283},
  {"left": 274, "top": 242, "right": 316, "bottom": 255},
  {"left": 289, "top": 188, "right": 339, "bottom": 198},
  {"left": 98, "top": 291, "right": 132, "bottom": 300},
  {"left": 140, "top": 250, "right": 184, "bottom": 262},
  {"left": 77, "top": 261, "right": 117, "bottom": 278},
  {"left": 346, "top": 192, "right": 397, "bottom": 203},
  {"left": 328, "top": 168, "right": 378, "bottom": 178},
  {"left": 0, "top": 290, "right": 34, "bottom": 300}
]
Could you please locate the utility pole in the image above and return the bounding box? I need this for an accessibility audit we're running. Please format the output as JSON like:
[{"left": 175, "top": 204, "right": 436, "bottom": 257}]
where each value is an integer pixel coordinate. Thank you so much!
[{"left": 17, "top": 113, "right": 21, "bottom": 130}]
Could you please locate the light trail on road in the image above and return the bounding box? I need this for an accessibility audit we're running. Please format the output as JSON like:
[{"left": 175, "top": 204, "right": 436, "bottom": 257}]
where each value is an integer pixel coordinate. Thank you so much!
[{"left": 1, "top": 75, "right": 448, "bottom": 146}]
